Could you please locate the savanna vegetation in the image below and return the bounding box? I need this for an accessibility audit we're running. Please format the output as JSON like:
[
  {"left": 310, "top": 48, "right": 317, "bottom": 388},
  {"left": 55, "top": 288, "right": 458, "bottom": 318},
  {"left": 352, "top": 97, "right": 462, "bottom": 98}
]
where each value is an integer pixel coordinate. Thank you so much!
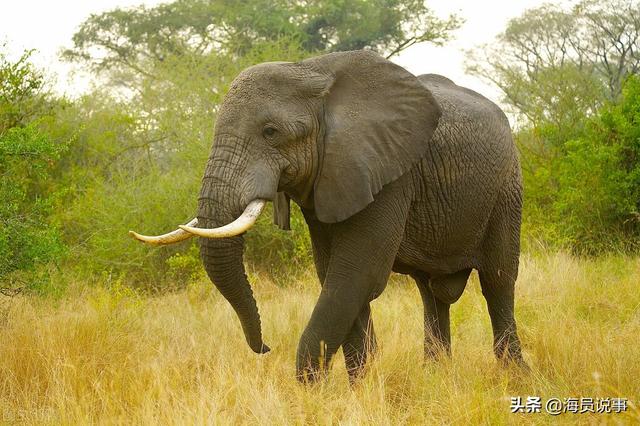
[
  {"left": 1, "top": 254, "right": 639, "bottom": 423},
  {"left": 1, "top": 0, "right": 639, "bottom": 423},
  {"left": 466, "top": 0, "right": 640, "bottom": 252}
]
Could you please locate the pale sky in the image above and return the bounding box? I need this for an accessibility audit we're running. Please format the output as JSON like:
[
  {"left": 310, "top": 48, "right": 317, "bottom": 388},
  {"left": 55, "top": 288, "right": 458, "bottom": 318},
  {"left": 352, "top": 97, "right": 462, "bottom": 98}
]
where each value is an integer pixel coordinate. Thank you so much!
[{"left": 0, "top": 0, "right": 549, "bottom": 104}]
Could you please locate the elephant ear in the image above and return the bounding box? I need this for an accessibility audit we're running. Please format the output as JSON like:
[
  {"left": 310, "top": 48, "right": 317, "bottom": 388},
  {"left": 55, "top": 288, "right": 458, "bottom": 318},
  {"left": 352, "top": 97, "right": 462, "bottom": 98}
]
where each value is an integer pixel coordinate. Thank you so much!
[
  {"left": 302, "top": 50, "right": 441, "bottom": 223},
  {"left": 273, "top": 192, "right": 290, "bottom": 230}
]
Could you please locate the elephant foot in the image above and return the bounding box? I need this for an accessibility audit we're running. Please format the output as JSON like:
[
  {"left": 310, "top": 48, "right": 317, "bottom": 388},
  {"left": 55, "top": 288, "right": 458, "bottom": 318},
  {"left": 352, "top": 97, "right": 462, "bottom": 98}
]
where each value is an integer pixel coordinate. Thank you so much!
[
  {"left": 494, "top": 334, "right": 529, "bottom": 371},
  {"left": 423, "top": 340, "right": 451, "bottom": 361},
  {"left": 497, "top": 354, "right": 530, "bottom": 373},
  {"left": 295, "top": 359, "right": 330, "bottom": 384},
  {"left": 345, "top": 350, "right": 376, "bottom": 385},
  {"left": 295, "top": 339, "right": 331, "bottom": 384}
]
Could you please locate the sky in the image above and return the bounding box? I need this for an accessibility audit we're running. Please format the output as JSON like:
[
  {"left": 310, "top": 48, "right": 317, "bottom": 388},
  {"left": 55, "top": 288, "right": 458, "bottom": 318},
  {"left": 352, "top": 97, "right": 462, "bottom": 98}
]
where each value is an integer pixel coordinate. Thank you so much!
[{"left": 0, "top": 0, "right": 548, "bottom": 104}]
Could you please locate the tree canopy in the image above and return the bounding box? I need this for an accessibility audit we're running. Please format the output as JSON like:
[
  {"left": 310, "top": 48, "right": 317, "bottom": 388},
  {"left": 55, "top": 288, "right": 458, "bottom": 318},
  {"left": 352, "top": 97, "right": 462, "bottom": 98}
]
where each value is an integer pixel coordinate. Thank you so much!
[
  {"left": 467, "top": 0, "right": 640, "bottom": 128},
  {"left": 64, "top": 0, "right": 461, "bottom": 88}
]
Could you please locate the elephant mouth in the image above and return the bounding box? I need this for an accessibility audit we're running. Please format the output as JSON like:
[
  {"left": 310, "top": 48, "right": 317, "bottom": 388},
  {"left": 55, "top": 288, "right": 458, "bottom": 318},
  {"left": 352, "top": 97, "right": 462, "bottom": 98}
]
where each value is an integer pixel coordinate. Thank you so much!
[{"left": 128, "top": 199, "right": 267, "bottom": 245}]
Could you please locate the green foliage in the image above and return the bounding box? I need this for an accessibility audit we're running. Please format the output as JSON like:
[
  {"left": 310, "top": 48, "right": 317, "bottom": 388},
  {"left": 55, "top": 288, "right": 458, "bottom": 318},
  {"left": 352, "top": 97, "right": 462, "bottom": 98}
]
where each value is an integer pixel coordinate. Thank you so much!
[
  {"left": 0, "top": 49, "right": 67, "bottom": 286},
  {"left": 244, "top": 203, "right": 313, "bottom": 280},
  {"left": 166, "top": 243, "right": 205, "bottom": 285},
  {"left": 63, "top": 0, "right": 460, "bottom": 85},
  {"left": 0, "top": 47, "right": 53, "bottom": 132},
  {"left": 0, "top": 127, "right": 66, "bottom": 284},
  {"left": 470, "top": 1, "right": 640, "bottom": 254},
  {"left": 522, "top": 76, "right": 640, "bottom": 253}
]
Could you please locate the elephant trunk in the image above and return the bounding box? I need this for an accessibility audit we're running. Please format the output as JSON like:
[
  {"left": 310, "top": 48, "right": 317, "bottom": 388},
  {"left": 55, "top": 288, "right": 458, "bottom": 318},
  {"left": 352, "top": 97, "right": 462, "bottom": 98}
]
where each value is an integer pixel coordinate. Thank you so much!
[
  {"left": 197, "top": 161, "right": 268, "bottom": 353},
  {"left": 199, "top": 232, "right": 269, "bottom": 353},
  {"left": 195, "top": 135, "right": 280, "bottom": 354}
]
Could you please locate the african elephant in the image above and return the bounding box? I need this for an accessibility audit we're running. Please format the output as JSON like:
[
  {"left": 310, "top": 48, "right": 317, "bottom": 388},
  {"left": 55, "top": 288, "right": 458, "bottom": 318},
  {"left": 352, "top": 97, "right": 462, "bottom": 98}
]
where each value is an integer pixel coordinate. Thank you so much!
[{"left": 130, "top": 50, "right": 525, "bottom": 382}]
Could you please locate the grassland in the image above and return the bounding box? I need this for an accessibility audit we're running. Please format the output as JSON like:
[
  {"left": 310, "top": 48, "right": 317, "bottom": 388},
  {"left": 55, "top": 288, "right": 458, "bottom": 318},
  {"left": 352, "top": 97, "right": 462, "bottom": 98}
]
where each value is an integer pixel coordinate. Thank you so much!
[{"left": 0, "top": 251, "right": 639, "bottom": 424}]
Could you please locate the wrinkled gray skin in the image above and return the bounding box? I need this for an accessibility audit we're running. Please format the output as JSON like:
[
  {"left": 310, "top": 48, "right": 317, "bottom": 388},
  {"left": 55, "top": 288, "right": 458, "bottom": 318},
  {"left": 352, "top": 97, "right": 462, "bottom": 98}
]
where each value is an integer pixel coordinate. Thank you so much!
[{"left": 198, "top": 50, "right": 524, "bottom": 383}]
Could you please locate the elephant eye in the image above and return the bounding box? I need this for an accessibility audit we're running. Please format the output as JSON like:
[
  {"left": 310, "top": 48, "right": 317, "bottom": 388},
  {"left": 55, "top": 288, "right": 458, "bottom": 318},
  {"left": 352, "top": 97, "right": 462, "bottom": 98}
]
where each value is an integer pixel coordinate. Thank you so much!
[{"left": 262, "top": 125, "right": 278, "bottom": 139}]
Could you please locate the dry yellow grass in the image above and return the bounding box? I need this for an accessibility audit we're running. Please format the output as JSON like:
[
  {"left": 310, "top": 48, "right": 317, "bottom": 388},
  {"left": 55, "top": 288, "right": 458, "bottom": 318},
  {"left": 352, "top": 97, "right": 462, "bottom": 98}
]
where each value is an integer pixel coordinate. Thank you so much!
[{"left": 1, "top": 252, "right": 639, "bottom": 424}]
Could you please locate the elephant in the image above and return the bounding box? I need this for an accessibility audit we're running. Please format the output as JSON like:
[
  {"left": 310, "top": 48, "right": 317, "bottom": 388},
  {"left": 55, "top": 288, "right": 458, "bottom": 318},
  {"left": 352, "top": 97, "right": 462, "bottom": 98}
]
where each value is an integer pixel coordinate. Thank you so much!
[{"left": 130, "top": 50, "right": 525, "bottom": 382}]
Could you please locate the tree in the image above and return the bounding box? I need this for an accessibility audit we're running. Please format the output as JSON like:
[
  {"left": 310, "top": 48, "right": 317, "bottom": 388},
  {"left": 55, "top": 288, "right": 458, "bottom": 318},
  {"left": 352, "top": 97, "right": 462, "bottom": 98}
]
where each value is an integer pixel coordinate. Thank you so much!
[
  {"left": 548, "top": 76, "right": 640, "bottom": 252},
  {"left": 0, "top": 49, "right": 66, "bottom": 287},
  {"left": 466, "top": 0, "right": 640, "bottom": 128},
  {"left": 0, "top": 47, "right": 53, "bottom": 131},
  {"left": 63, "top": 0, "right": 461, "bottom": 89},
  {"left": 62, "top": 1, "right": 461, "bottom": 166}
]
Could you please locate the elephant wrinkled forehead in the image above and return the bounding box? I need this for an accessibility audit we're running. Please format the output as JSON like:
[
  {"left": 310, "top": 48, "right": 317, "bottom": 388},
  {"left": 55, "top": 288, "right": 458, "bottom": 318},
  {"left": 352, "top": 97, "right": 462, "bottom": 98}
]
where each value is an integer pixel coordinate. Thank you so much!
[
  {"left": 226, "top": 62, "right": 304, "bottom": 102},
  {"left": 217, "top": 62, "right": 324, "bottom": 132}
]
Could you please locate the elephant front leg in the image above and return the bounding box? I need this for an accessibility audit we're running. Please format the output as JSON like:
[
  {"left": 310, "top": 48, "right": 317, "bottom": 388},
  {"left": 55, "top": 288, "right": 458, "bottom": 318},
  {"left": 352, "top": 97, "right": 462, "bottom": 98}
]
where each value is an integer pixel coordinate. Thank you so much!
[
  {"left": 296, "top": 245, "right": 401, "bottom": 382},
  {"left": 296, "top": 191, "right": 408, "bottom": 383},
  {"left": 342, "top": 304, "right": 377, "bottom": 383},
  {"left": 306, "top": 214, "right": 377, "bottom": 383},
  {"left": 296, "top": 278, "right": 373, "bottom": 382}
]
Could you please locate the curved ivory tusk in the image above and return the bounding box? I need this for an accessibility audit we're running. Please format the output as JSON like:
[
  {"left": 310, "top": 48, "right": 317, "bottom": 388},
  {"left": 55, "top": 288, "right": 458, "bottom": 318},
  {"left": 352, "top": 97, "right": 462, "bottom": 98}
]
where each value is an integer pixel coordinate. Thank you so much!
[
  {"left": 129, "top": 218, "right": 198, "bottom": 246},
  {"left": 179, "top": 199, "right": 266, "bottom": 238}
]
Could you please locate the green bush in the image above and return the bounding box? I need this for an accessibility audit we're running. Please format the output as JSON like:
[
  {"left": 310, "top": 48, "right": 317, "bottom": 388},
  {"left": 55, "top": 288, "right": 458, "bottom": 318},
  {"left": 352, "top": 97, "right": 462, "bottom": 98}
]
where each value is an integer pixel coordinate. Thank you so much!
[
  {"left": 0, "top": 123, "right": 67, "bottom": 287},
  {"left": 0, "top": 49, "right": 68, "bottom": 290},
  {"left": 521, "top": 76, "right": 640, "bottom": 253},
  {"left": 244, "top": 203, "right": 313, "bottom": 281}
]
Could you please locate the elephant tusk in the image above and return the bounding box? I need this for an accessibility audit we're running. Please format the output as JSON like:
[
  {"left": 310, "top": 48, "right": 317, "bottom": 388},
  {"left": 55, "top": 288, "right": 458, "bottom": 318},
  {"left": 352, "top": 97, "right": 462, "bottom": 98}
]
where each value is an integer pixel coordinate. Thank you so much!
[
  {"left": 129, "top": 218, "right": 198, "bottom": 246},
  {"left": 179, "top": 199, "right": 266, "bottom": 238}
]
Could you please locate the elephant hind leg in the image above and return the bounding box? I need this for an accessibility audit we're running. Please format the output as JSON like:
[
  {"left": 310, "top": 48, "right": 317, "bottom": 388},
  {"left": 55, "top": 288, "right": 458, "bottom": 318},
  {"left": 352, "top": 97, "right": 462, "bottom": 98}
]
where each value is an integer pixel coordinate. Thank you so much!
[
  {"left": 479, "top": 177, "right": 525, "bottom": 365},
  {"left": 413, "top": 269, "right": 470, "bottom": 358},
  {"left": 342, "top": 303, "right": 377, "bottom": 383},
  {"left": 478, "top": 267, "right": 524, "bottom": 365}
]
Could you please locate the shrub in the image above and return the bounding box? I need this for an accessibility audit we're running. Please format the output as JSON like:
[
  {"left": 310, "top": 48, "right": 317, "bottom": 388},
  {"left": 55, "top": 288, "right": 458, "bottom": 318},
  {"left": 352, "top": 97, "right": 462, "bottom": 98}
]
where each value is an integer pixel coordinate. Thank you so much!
[
  {"left": 521, "top": 76, "right": 640, "bottom": 253},
  {"left": 0, "top": 48, "right": 67, "bottom": 290},
  {"left": 0, "top": 123, "right": 66, "bottom": 288}
]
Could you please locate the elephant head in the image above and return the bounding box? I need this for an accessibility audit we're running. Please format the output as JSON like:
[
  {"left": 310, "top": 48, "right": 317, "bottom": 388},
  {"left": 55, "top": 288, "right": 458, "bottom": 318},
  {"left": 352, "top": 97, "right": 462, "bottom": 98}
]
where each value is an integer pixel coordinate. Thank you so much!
[{"left": 129, "top": 50, "right": 441, "bottom": 354}]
